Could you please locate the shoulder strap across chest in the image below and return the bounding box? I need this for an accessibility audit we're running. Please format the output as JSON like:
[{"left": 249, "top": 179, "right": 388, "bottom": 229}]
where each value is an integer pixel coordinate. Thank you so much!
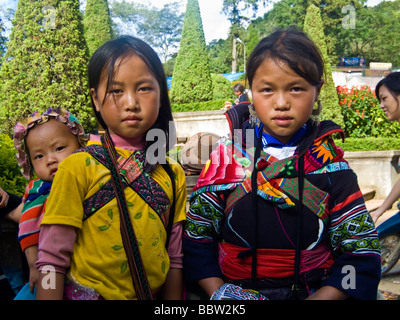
[{"left": 76, "top": 145, "right": 174, "bottom": 230}]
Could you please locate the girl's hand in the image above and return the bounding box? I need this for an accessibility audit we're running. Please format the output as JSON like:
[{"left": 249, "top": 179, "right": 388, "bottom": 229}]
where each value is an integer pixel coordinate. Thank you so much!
[
  {"left": 306, "top": 285, "right": 349, "bottom": 300},
  {"left": 29, "top": 267, "right": 40, "bottom": 293},
  {"left": 24, "top": 246, "right": 40, "bottom": 292},
  {"left": 198, "top": 277, "right": 225, "bottom": 298},
  {"left": 370, "top": 209, "right": 384, "bottom": 224},
  {"left": 0, "top": 187, "right": 9, "bottom": 208}
]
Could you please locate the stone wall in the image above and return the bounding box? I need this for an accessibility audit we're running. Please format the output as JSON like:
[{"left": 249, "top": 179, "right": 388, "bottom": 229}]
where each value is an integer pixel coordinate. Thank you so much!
[
  {"left": 173, "top": 110, "right": 229, "bottom": 140},
  {"left": 345, "top": 150, "right": 400, "bottom": 198}
]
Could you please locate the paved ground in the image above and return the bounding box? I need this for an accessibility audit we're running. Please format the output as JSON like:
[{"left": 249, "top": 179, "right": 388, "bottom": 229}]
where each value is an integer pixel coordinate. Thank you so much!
[
  {"left": 375, "top": 210, "right": 400, "bottom": 300},
  {"left": 379, "top": 263, "right": 400, "bottom": 299}
]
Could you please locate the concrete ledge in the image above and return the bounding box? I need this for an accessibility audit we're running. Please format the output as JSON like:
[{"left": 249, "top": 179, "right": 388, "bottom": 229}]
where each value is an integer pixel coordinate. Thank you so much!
[
  {"left": 345, "top": 150, "right": 400, "bottom": 159},
  {"left": 173, "top": 110, "right": 229, "bottom": 139},
  {"left": 345, "top": 150, "right": 400, "bottom": 198}
]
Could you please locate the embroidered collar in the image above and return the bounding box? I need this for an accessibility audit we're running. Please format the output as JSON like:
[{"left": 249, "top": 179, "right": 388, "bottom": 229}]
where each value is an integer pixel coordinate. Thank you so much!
[{"left": 255, "top": 123, "right": 307, "bottom": 149}]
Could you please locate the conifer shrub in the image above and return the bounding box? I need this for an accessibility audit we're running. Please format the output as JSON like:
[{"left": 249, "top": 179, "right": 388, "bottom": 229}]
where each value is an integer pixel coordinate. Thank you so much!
[
  {"left": 304, "top": 4, "right": 344, "bottom": 128},
  {"left": 211, "top": 74, "right": 235, "bottom": 100},
  {"left": 0, "top": 0, "right": 94, "bottom": 135},
  {"left": 170, "top": 0, "right": 213, "bottom": 103},
  {"left": 83, "top": 0, "right": 113, "bottom": 57}
]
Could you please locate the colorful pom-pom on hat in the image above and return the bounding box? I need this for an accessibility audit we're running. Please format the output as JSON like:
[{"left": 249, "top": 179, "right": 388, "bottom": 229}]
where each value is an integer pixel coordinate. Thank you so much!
[{"left": 14, "top": 107, "right": 88, "bottom": 180}]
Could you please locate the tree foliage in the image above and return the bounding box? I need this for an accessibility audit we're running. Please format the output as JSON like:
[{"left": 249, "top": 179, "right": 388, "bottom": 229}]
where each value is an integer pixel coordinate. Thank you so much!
[
  {"left": 0, "top": 0, "right": 94, "bottom": 135},
  {"left": 0, "top": 7, "right": 15, "bottom": 64},
  {"left": 170, "top": 0, "right": 213, "bottom": 103},
  {"left": 246, "top": 0, "right": 400, "bottom": 68},
  {"left": 110, "top": 0, "right": 147, "bottom": 30},
  {"left": 136, "top": 2, "right": 183, "bottom": 64},
  {"left": 222, "top": 0, "right": 267, "bottom": 29},
  {"left": 0, "top": 133, "right": 26, "bottom": 196},
  {"left": 83, "top": 0, "right": 113, "bottom": 57},
  {"left": 211, "top": 73, "right": 235, "bottom": 100},
  {"left": 304, "top": 4, "right": 344, "bottom": 127},
  {"left": 110, "top": 1, "right": 183, "bottom": 64},
  {"left": 208, "top": 39, "right": 232, "bottom": 74},
  {"left": 222, "top": 0, "right": 267, "bottom": 73},
  {"left": 0, "top": 16, "right": 6, "bottom": 61},
  {"left": 336, "top": 0, "right": 400, "bottom": 68}
]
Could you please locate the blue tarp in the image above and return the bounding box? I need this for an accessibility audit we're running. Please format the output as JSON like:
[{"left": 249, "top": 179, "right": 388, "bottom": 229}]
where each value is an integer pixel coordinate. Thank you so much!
[
  {"left": 221, "top": 73, "right": 245, "bottom": 82},
  {"left": 167, "top": 77, "right": 172, "bottom": 89}
]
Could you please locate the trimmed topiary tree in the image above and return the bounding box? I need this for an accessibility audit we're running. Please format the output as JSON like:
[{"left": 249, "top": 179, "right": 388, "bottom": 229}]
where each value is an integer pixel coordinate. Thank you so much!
[
  {"left": 211, "top": 74, "right": 235, "bottom": 100},
  {"left": 0, "top": 0, "right": 94, "bottom": 135},
  {"left": 83, "top": 0, "right": 113, "bottom": 57},
  {"left": 304, "top": 4, "right": 344, "bottom": 128},
  {"left": 170, "top": 0, "right": 213, "bottom": 103}
]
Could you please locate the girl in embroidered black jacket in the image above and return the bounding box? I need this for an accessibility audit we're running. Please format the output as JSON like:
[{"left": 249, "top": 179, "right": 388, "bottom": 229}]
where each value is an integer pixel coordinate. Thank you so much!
[{"left": 183, "top": 27, "right": 381, "bottom": 300}]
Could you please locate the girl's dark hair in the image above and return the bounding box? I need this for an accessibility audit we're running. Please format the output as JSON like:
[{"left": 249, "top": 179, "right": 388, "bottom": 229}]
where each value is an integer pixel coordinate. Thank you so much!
[
  {"left": 247, "top": 26, "right": 324, "bottom": 89},
  {"left": 375, "top": 72, "right": 400, "bottom": 104},
  {"left": 247, "top": 26, "right": 325, "bottom": 156},
  {"left": 88, "top": 36, "right": 175, "bottom": 156}
]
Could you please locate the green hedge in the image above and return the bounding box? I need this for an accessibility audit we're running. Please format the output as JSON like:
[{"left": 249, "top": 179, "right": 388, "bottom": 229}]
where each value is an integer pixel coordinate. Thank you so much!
[
  {"left": 211, "top": 74, "right": 235, "bottom": 100},
  {"left": 335, "top": 137, "right": 400, "bottom": 152},
  {"left": 172, "top": 99, "right": 227, "bottom": 112},
  {"left": 0, "top": 134, "right": 26, "bottom": 197}
]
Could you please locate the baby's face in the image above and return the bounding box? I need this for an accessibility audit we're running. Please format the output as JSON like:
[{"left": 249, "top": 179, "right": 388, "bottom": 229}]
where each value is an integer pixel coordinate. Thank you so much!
[{"left": 26, "top": 119, "right": 81, "bottom": 182}]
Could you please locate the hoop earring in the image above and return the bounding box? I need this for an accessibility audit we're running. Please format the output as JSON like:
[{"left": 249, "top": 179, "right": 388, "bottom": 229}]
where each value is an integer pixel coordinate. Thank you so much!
[
  {"left": 249, "top": 103, "right": 261, "bottom": 127},
  {"left": 312, "top": 100, "right": 322, "bottom": 122}
]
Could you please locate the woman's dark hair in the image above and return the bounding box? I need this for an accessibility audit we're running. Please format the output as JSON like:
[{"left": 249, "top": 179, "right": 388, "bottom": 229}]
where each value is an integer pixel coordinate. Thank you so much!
[
  {"left": 88, "top": 36, "right": 175, "bottom": 156},
  {"left": 375, "top": 72, "right": 400, "bottom": 103},
  {"left": 233, "top": 83, "right": 245, "bottom": 93},
  {"left": 247, "top": 26, "right": 324, "bottom": 89}
]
